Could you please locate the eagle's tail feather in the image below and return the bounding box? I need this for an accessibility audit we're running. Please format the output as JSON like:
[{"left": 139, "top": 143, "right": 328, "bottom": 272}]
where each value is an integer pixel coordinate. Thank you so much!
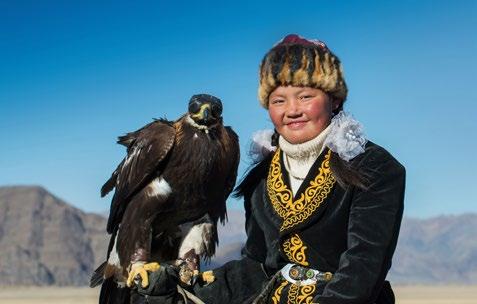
[
  {"left": 90, "top": 261, "right": 107, "bottom": 288},
  {"left": 99, "top": 277, "right": 131, "bottom": 304},
  {"left": 101, "top": 173, "right": 117, "bottom": 197}
]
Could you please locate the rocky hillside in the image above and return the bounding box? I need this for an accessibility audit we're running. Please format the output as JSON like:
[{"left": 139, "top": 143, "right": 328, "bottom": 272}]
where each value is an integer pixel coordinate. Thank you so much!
[
  {"left": 0, "top": 186, "right": 109, "bottom": 286},
  {"left": 388, "top": 214, "right": 477, "bottom": 284}
]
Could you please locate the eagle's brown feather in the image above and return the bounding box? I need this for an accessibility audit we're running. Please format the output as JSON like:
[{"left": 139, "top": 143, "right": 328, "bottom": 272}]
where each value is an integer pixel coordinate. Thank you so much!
[{"left": 105, "top": 119, "right": 176, "bottom": 234}]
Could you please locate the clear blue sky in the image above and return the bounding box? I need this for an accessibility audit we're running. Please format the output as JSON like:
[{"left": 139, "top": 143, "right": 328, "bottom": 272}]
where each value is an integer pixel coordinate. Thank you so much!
[{"left": 1, "top": 0, "right": 476, "bottom": 218}]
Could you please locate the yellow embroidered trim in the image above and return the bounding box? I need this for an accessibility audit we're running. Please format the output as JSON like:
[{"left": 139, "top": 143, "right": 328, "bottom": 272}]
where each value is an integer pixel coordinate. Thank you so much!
[
  {"left": 287, "top": 283, "right": 317, "bottom": 304},
  {"left": 283, "top": 234, "right": 309, "bottom": 266},
  {"left": 288, "top": 283, "right": 299, "bottom": 303},
  {"left": 267, "top": 148, "right": 335, "bottom": 231},
  {"left": 272, "top": 280, "right": 289, "bottom": 304},
  {"left": 272, "top": 280, "right": 316, "bottom": 304},
  {"left": 296, "top": 285, "right": 316, "bottom": 304}
]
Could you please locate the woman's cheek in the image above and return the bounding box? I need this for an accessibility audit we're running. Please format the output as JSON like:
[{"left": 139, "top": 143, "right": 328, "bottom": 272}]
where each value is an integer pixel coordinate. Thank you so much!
[{"left": 268, "top": 107, "right": 284, "bottom": 129}]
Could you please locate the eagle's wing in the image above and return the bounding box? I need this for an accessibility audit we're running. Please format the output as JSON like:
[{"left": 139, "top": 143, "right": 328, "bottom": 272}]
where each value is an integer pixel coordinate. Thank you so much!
[
  {"left": 224, "top": 126, "right": 240, "bottom": 197},
  {"left": 216, "top": 126, "right": 240, "bottom": 224},
  {"left": 103, "top": 118, "right": 176, "bottom": 234}
]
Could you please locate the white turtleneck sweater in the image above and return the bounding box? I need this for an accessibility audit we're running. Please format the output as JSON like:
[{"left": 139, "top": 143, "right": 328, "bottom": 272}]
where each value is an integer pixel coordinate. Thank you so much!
[{"left": 278, "top": 124, "right": 332, "bottom": 195}]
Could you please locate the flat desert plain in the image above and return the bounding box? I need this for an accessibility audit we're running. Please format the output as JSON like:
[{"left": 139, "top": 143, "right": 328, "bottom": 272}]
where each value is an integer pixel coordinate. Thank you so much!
[{"left": 0, "top": 285, "right": 476, "bottom": 303}]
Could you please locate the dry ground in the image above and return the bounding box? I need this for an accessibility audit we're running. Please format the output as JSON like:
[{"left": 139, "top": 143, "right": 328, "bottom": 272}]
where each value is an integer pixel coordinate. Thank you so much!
[
  {"left": 0, "top": 285, "right": 476, "bottom": 303},
  {"left": 393, "top": 285, "right": 477, "bottom": 304},
  {"left": 0, "top": 287, "right": 99, "bottom": 304}
]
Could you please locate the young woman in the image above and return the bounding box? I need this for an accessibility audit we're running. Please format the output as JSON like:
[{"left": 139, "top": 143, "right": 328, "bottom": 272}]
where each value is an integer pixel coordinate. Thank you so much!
[{"left": 136, "top": 34, "right": 406, "bottom": 304}]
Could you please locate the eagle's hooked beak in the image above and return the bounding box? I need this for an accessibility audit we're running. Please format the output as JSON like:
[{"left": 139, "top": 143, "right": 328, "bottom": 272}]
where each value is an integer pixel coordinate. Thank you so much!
[
  {"left": 191, "top": 104, "right": 214, "bottom": 125},
  {"left": 201, "top": 107, "right": 211, "bottom": 121}
]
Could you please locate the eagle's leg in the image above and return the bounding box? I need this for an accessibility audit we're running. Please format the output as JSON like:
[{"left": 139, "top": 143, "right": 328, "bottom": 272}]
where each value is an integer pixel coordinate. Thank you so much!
[
  {"left": 176, "top": 249, "right": 200, "bottom": 285},
  {"left": 176, "top": 251, "right": 216, "bottom": 285},
  {"left": 126, "top": 261, "right": 161, "bottom": 288},
  {"left": 176, "top": 217, "right": 217, "bottom": 285}
]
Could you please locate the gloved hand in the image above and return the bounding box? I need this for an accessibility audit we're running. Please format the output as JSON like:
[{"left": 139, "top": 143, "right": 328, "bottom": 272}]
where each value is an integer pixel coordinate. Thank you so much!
[{"left": 134, "top": 263, "right": 182, "bottom": 303}]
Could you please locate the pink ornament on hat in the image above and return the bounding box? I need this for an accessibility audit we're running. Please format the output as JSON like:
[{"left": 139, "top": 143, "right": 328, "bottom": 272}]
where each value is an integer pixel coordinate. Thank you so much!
[{"left": 274, "top": 34, "right": 329, "bottom": 51}]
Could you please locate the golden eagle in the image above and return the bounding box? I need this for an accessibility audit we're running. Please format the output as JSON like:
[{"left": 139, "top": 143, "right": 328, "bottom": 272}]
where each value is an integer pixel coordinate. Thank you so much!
[{"left": 91, "top": 94, "right": 240, "bottom": 303}]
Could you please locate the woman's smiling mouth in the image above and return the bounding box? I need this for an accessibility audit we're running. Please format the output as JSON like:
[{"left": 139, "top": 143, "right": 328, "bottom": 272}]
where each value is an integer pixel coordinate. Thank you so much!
[{"left": 286, "top": 120, "right": 308, "bottom": 129}]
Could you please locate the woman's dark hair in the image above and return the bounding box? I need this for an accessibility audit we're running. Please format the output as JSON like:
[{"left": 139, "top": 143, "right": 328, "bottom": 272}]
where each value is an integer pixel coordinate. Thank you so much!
[
  {"left": 332, "top": 101, "right": 344, "bottom": 116},
  {"left": 329, "top": 152, "right": 369, "bottom": 191}
]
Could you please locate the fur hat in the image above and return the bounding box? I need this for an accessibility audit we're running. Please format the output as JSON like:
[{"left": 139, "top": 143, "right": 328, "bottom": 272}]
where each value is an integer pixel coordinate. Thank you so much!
[{"left": 258, "top": 34, "right": 348, "bottom": 108}]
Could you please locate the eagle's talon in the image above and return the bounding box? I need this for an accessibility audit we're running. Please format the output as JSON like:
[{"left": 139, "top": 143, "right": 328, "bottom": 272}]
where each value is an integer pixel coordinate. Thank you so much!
[
  {"left": 143, "top": 262, "right": 160, "bottom": 272},
  {"left": 201, "top": 270, "right": 215, "bottom": 284},
  {"left": 126, "top": 262, "right": 160, "bottom": 288}
]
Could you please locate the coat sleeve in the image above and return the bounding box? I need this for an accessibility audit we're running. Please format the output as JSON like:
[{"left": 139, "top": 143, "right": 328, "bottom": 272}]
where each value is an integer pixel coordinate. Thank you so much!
[
  {"left": 315, "top": 150, "right": 406, "bottom": 304},
  {"left": 192, "top": 209, "right": 269, "bottom": 303}
]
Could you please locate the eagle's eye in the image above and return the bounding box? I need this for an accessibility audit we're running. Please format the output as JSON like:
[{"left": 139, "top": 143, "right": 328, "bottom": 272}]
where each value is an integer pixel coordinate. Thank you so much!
[{"left": 188, "top": 101, "right": 201, "bottom": 114}]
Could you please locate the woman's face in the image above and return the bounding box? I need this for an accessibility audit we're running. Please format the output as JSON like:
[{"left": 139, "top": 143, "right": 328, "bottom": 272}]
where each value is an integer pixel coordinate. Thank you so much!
[{"left": 268, "top": 86, "right": 339, "bottom": 144}]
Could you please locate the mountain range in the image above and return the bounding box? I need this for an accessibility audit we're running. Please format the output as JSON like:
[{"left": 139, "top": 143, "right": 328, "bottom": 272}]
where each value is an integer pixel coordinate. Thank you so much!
[
  {"left": 0, "top": 186, "right": 108, "bottom": 286},
  {"left": 0, "top": 185, "right": 475, "bottom": 286}
]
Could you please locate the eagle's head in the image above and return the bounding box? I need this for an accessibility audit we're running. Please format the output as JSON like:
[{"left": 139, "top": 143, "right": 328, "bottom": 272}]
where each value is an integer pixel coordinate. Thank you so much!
[{"left": 187, "top": 94, "right": 223, "bottom": 129}]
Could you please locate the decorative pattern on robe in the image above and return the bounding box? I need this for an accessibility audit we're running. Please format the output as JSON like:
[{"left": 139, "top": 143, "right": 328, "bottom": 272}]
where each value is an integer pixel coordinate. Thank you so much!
[
  {"left": 267, "top": 148, "right": 336, "bottom": 232},
  {"left": 267, "top": 148, "right": 336, "bottom": 303}
]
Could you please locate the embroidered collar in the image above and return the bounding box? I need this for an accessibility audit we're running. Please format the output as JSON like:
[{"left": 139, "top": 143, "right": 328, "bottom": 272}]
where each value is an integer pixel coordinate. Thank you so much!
[{"left": 266, "top": 148, "right": 336, "bottom": 232}]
